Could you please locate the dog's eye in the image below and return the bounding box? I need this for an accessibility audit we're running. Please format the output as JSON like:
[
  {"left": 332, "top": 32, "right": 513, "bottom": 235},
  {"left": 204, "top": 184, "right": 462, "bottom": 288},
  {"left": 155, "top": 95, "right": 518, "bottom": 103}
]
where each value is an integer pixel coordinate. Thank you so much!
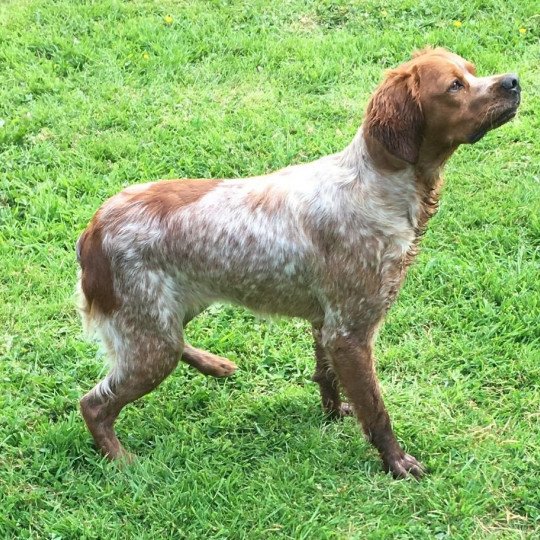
[{"left": 448, "top": 79, "right": 464, "bottom": 92}]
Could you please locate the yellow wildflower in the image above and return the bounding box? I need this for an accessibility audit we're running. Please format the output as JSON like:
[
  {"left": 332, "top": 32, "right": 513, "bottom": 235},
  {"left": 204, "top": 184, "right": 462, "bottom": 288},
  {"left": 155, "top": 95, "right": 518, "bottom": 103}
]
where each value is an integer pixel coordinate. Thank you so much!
[
  {"left": 164, "top": 15, "right": 173, "bottom": 25},
  {"left": 453, "top": 20, "right": 462, "bottom": 28},
  {"left": 519, "top": 27, "right": 526, "bottom": 34},
  {"left": 142, "top": 52, "right": 150, "bottom": 60}
]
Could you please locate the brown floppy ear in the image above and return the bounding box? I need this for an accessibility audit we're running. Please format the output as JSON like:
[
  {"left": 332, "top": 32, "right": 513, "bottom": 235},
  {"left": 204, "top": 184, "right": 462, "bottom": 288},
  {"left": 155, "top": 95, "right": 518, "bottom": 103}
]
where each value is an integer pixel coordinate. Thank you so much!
[{"left": 364, "top": 69, "right": 424, "bottom": 164}]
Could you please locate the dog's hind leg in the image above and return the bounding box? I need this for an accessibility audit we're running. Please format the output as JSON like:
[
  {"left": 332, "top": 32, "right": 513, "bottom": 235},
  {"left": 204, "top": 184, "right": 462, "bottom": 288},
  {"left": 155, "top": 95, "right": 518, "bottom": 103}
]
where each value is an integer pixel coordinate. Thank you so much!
[
  {"left": 181, "top": 344, "right": 237, "bottom": 377},
  {"left": 180, "top": 310, "right": 237, "bottom": 377},
  {"left": 80, "top": 319, "right": 182, "bottom": 460}
]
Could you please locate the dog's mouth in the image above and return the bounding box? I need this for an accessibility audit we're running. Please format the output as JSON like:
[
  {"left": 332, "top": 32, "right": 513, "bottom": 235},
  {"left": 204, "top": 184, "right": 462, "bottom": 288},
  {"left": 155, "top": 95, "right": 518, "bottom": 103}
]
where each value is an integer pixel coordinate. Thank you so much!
[{"left": 468, "top": 103, "right": 519, "bottom": 144}]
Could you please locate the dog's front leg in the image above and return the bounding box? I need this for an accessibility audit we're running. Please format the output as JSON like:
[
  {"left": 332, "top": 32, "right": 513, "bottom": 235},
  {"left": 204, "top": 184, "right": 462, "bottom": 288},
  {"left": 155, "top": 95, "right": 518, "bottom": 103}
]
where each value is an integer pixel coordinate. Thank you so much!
[
  {"left": 322, "top": 327, "right": 424, "bottom": 478},
  {"left": 311, "top": 326, "right": 353, "bottom": 419}
]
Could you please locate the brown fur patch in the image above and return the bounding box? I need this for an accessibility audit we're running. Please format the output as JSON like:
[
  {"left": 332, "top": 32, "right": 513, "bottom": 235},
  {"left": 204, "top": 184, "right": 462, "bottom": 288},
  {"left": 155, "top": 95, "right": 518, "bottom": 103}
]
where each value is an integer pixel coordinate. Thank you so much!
[
  {"left": 130, "top": 179, "right": 221, "bottom": 218},
  {"left": 364, "top": 67, "right": 424, "bottom": 164},
  {"left": 78, "top": 214, "right": 118, "bottom": 315},
  {"left": 362, "top": 130, "right": 409, "bottom": 172}
]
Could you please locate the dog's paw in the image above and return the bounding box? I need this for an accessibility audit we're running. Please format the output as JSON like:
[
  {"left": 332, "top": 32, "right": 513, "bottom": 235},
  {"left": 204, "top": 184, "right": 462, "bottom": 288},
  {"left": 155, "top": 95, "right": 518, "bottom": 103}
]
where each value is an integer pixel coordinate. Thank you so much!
[
  {"left": 212, "top": 357, "right": 237, "bottom": 377},
  {"left": 338, "top": 403, "right": 354, "bottom": 417},
  {"left": 324, "top": 402, "right": 354, "bottom": 420},
  {"left": 385, "top": 453, "right": 425, "bottom": 479},
  {"left": 111, "top": 450, "right": 137, "bottom": 466}
]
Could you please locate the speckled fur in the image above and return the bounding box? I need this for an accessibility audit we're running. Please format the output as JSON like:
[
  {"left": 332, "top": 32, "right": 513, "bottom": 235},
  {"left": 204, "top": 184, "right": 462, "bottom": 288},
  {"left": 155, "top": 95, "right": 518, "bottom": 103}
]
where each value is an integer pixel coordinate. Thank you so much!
[{"left": 76, "top": 48, "right": 520, "bottom": 477}]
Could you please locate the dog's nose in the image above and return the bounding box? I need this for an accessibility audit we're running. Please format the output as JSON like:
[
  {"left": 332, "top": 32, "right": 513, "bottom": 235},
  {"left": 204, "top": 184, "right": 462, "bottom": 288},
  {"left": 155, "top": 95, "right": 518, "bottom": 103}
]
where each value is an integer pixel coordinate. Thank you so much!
[{"left": 501, "top": 74, "right": 520, "bottom": 92}]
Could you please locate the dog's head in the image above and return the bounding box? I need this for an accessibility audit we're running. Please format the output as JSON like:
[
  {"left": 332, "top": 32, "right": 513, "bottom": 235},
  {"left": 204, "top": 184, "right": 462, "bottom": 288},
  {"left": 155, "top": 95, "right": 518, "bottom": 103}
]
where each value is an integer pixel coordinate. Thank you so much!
[{"left": 364, "top": 47, "right": 521, "bottom": 164}]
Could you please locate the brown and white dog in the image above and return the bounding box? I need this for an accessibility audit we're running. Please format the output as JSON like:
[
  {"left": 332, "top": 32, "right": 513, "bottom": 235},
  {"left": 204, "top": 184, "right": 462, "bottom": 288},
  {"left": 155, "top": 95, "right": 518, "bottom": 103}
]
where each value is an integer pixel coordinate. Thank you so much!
[{"left": 76, "top": 48, "right": 520, "bottom": 478}]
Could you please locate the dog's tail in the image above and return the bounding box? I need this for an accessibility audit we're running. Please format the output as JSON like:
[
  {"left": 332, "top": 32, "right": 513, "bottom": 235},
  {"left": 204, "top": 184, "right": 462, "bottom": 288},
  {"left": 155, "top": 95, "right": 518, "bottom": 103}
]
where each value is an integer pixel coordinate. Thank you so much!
[{"left": 76, "top": 220, "right": 119, "bottom": 336}]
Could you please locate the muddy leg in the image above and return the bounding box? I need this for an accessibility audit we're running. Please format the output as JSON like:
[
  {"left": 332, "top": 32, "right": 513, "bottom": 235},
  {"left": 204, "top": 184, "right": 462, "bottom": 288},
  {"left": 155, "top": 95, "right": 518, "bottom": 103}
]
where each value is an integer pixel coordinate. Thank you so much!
[
  {"left": 323, "top": 328, "right": 424, "bottom": 478},
  {"left": 181, "top": 344, "right": 237, "bottom": 377},
  {"left": 181, "top": 310, "right": 237, "bottom": 377},
  {"left": 80, "top": 336, "right": 181, "bottom": 460},
  {"left": 312, "top": 327, "right": 352, "bottom": 419}
]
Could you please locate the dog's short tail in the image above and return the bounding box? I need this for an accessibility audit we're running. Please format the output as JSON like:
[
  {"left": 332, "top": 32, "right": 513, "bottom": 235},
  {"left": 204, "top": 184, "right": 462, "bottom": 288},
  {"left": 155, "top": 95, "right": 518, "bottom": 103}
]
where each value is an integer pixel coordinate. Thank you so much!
[{"left": 76, "top": 222, "right": 119, "bottom": 335}]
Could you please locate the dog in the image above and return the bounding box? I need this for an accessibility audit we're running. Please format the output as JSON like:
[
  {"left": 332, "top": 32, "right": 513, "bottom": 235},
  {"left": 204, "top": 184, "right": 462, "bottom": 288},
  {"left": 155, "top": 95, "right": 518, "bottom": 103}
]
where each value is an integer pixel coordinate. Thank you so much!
[{"left": 76, "top": 48, "right": 520, "bottom": 478}]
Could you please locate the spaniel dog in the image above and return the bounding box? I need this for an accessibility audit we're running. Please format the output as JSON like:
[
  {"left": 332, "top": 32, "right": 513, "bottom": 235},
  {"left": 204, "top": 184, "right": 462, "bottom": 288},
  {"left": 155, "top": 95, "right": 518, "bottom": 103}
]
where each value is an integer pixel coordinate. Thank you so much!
[{"left": 77, "top": 48, "right": 520, "bottom": 478}]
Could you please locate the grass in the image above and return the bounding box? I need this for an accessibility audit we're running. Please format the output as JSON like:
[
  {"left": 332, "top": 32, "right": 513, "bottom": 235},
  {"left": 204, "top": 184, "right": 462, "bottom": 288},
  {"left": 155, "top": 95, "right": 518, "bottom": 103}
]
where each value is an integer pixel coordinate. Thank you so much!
[{"left": 1, "top": 0, "right": 539, "bottom": 538}]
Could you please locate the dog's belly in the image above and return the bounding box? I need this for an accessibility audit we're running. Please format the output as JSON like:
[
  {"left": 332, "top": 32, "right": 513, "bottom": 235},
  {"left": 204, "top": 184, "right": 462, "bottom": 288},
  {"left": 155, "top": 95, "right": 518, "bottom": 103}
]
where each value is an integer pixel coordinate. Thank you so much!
[
  {"left": 216, "top": 281, "right": 323, "bottom": 321},
  {"left": 178, "top": 263, "right": 324, "bottom": 322}
]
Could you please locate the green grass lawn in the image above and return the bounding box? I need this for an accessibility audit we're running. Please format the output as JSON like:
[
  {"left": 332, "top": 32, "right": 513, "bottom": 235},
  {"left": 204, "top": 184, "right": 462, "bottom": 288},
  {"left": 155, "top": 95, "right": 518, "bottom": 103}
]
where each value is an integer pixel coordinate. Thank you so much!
[{"left": 1, "top": 0, "right": 539, "bottom": 538}]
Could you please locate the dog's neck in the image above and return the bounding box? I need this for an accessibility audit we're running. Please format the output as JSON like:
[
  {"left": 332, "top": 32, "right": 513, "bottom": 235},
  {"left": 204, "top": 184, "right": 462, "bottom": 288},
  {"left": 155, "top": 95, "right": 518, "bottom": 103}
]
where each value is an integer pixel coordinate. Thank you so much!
[
  {"left": 341, "top": 125, "right": 455, "bottom": 194},
  {"left": 416, "top": 139, "right": 457, "bottom": 185},
  {"left": 346, "top": 127, "right": 455, "bottom": 184},
  {"left": 339, "top": 127, "right": 446, "bottom": 238}
]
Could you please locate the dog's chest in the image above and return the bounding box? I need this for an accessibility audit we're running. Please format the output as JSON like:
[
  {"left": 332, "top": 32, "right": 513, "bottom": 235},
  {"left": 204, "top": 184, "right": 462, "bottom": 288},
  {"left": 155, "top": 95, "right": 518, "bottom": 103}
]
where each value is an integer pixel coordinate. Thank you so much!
[{"left": 336, "top": 183, "right": 436, "bottom": 308}]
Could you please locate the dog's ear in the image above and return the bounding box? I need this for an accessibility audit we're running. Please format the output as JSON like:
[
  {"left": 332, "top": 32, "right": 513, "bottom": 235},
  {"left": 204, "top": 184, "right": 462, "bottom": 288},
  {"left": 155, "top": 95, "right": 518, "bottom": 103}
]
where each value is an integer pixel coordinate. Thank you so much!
[{"left": 364, "top": 68, "right": 424, "bottom": 164}]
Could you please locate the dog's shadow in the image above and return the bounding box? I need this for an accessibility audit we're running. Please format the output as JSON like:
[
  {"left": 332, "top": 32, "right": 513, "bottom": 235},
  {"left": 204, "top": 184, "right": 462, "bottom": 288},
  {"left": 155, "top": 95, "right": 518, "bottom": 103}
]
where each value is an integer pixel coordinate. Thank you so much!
[{"left": 126, "top": 379, "right": 380, "bottom": 477}]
